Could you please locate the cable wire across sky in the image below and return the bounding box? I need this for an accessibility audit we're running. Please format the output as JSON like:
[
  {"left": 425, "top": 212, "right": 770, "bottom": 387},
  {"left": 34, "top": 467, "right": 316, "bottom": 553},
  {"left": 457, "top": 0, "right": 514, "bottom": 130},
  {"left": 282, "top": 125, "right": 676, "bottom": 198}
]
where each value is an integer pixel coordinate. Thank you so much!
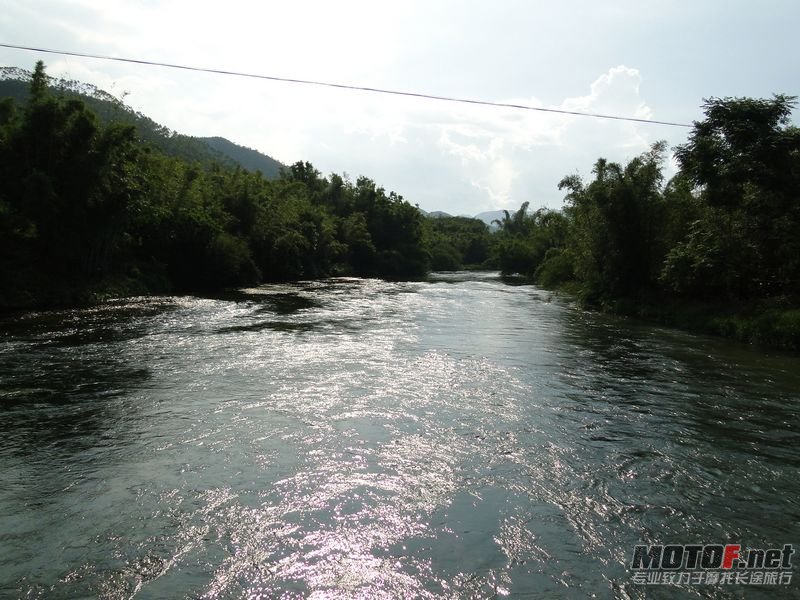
[{"left": 0, "top": 42, "right": 692, "bottom": 128}]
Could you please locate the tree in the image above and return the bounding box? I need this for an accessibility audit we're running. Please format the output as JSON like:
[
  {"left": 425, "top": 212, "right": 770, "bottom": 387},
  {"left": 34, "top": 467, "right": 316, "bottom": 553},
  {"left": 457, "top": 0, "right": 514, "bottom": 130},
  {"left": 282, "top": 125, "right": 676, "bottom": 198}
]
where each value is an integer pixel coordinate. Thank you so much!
[
  {"left": 559, "top": 142, "right": 668, "bottom": 302},
  {"left": 668, "top": 95, "right": 800, "bottom": 297},
  {"left": 492, "top": 202, "right": 530, "bottom": 236},
  {"left": 423, "top": 215, "right": 491, "bottom": 270},
  {"left": 29, "top": 60, "right": 47, "bottom": 102}
]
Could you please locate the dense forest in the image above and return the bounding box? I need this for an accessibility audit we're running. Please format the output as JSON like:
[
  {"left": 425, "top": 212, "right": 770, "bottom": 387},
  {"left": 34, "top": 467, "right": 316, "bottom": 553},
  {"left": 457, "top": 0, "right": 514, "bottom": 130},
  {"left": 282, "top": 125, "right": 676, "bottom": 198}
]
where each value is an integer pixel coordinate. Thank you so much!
[
  {"left": 492, "top": 94, "right": 800, "bottom": 349},
  {"left": 0, "top": 62, "right": 446, "bottom": 308},
  {"left": 2, "top": 62, "right": 798, "bottom": 348}
]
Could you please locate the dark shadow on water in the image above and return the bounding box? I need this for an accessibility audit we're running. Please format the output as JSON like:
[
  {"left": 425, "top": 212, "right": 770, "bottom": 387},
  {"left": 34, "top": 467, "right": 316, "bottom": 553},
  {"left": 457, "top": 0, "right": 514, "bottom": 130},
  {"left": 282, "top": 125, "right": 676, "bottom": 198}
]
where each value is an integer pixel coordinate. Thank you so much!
[
  {"left": 255, "top": 294, "right": 319, "bottom": 314},
  {"left": 0, "top": 302, "right": 164, "bottom": 460},
  {"left": 0, "top": 298, "right": 179, "bottom": 347},
  {"left": 45, "top": 325, "right": 151, "bottom": 347},
  {"left": 427, "top": 270, "right": 505, "bottom": 284},
  {"left": 212, "top": 289, "right": 321, "bottom": 314},
  {"left": 557, "top": 303, "right": 800, "bottom": 465},
  {"left": 0, "top": 356, "right": 153, "bottom": 456},
  {"left": 497, "top": 274, "right": 530, "bottom": 286},
  {"left": 0, "top": 363, "right": 153, "bottom": 522}
]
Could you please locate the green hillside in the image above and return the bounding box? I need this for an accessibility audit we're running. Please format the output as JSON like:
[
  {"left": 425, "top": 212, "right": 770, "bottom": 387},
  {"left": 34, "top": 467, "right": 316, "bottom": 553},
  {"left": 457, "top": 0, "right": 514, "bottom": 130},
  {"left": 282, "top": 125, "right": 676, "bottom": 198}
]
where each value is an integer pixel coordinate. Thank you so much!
[
  {"left": 200, "top": 136, "right": 283, "bottom": 178},
  {"left": 0, "top": 66, "right": 285, "bottom": 175}
]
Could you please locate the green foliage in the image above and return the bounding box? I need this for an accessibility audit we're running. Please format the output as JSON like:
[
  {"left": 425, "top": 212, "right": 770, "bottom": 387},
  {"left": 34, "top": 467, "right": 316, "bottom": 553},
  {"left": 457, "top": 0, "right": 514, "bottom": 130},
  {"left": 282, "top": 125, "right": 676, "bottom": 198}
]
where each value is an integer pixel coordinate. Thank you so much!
[
  {"left": 0, "top": 62, "right": 431, "bottom": 308},
  {"left": 423, "top": 215, "right": 491, "bottom": 271},
  {"left": 491, "top": 202, "right": 572, "bottom": 282},
  {"left": 670, "top": 95, "right": 800, "bottom": 298},
  {"left": 558, "top": 142, "right": 668, "bottom": 302},
  {"left": 534, "top": 248, "right": 574, "bottom": 288},
  {"left": 200, "top": 136, "right": 283, "bottom": 178},
  {"left": 29, "top": 61, "right": 47, "bottom": 101},
  {"left": 338, "top": 213, "right": 376, "bottom": 273},
  {"left": 488, "top": 93, "right": 800, "bottom": 348},
  {"left": 0, "top": 67, "right": 143, "bottom": 296},
  {"left": 0, "top": 69, "right": 285, "bottom": 175},
  {"left": 429, "top": 242, "right": 462, "bottom": 271}
]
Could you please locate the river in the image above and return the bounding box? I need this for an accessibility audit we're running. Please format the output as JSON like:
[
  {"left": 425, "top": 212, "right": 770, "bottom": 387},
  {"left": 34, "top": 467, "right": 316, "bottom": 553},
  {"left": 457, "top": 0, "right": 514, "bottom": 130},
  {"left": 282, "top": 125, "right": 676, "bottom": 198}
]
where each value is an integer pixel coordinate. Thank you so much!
[{"left": 0, "top": 272, "right": 798, "bottom": 598}]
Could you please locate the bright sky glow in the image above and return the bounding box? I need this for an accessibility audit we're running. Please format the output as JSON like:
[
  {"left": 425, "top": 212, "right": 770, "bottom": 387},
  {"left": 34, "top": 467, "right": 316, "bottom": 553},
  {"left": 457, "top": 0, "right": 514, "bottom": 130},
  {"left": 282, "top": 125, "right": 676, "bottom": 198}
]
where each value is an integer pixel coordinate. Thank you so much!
[{"left": 1, "top": 0, "right": 797, "bottom": 215}]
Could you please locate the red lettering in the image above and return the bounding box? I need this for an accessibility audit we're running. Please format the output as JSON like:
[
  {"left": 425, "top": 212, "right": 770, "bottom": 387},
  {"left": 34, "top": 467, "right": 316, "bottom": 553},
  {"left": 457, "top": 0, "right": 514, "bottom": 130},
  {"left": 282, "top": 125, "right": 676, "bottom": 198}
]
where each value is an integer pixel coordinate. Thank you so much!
[{"left": 723, "top": 544, "right": 740, "bottom": 569}]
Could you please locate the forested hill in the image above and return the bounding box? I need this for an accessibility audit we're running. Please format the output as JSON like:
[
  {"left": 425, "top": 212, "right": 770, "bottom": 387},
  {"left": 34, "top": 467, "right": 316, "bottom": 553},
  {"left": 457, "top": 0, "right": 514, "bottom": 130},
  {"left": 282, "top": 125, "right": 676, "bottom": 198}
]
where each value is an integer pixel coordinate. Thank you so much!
[
  {"left": 199, "top": 136, "right": 283, "bottom": 178},
  {"left": 0, "top": 66, "right": 285, "bottom": 175}
]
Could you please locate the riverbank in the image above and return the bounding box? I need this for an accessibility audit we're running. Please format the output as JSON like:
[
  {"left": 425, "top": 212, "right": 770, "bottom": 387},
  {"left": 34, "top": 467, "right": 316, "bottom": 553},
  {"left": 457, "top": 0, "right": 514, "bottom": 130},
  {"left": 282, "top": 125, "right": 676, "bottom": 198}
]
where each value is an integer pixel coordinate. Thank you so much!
[
  {"left": 615, "top": 298, "right": 800, "bottom": 352},
  {"left": 0, "top": 270, "right": 169, "bottom": 313},
  {"left": 549, "top": 282, "right": 800, "bottom": 352},
  {"left": 6, "top": 268, "right": 800, "bottom": 353}
]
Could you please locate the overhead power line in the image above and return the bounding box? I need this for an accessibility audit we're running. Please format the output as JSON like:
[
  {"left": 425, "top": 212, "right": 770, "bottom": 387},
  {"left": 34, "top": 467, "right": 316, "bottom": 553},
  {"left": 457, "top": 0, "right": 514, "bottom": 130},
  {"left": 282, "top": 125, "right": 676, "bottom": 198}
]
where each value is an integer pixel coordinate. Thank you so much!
[{"left": 0, "top": 42, "right": 691, "bottom": 128}]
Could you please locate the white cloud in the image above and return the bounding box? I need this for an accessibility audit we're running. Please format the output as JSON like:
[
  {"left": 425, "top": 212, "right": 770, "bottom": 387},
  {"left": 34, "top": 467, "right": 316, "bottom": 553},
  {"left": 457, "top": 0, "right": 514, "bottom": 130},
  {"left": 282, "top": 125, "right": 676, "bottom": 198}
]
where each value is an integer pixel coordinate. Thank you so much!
[
  {"left": 10, "top": 1, "right": 795, "bottom": 214},
  {"left": 411, "top": 65, "right": 667, "bottom": 213},
  {"left": 564, "top": 65, "right": 652, "bottom": 120}
]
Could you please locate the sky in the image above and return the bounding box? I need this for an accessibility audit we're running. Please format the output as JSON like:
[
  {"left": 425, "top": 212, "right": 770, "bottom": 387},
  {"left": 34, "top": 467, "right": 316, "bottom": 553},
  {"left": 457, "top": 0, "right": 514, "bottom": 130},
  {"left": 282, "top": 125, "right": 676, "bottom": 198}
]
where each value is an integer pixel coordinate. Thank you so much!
[{"left": 0, "top": 0, "right": 798, "bottom": 216}]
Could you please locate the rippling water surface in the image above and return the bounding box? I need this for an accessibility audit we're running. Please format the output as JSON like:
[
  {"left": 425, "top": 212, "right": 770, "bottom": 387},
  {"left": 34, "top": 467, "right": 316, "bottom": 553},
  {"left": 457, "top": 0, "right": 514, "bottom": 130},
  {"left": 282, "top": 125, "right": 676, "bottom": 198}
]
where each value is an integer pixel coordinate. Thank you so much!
[{"left": 1, "top": 273, "right": 798, "bottom": 598}]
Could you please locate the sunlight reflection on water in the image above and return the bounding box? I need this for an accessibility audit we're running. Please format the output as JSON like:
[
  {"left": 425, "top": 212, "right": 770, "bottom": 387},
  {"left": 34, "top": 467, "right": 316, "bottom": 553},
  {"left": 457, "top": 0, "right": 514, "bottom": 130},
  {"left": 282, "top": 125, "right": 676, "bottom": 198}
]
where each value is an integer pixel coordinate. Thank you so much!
[{"left": 1, "top": 273, "right": 799, "bottom": 598}]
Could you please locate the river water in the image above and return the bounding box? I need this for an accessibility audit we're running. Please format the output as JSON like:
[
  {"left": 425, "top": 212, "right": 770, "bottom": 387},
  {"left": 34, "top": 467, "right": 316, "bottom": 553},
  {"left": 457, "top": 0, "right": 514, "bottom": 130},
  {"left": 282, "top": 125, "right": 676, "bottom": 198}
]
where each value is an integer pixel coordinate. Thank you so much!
[{"left": 0, "top": 272, "right": 798, "bottom": 598}]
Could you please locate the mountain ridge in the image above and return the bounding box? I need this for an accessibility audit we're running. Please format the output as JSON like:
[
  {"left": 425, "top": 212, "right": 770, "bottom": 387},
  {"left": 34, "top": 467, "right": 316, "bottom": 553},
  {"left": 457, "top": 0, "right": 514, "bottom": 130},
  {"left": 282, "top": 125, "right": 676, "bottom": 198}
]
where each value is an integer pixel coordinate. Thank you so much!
[{"left": 0, "top": 66, "right": 285, "bottom": 177}]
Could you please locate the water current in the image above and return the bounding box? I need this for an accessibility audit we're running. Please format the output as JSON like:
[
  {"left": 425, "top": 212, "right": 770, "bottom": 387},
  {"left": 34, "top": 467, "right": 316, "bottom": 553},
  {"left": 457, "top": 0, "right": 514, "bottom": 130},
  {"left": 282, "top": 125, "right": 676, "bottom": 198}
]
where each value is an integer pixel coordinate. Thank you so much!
[{"left": 1, "top": 273, "right": 798, "bottom": 598}]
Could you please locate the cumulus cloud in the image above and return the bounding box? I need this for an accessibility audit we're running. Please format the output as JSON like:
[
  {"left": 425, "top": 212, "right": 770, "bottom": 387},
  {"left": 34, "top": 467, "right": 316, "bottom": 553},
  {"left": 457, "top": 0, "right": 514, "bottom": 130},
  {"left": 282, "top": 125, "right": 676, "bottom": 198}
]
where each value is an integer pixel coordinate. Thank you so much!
[
  {"left": 406, "top": 65, "right": 670, "bottom": 213},
  {"left": 564, "top": 65, "right": 653, "bottom": 120}
]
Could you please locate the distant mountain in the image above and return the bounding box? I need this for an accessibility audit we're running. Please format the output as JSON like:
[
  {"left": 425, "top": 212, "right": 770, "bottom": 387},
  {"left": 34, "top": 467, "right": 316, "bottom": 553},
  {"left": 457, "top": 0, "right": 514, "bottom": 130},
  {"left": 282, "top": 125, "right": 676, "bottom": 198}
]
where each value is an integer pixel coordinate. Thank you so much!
[
  {"left": 474, "top": 210, "right": 511, "bottom": 227},
  {"left": 200, "top": 136, "right": 283, "bottom": 178},
  {"left": 427, "top": 210, "right": 453, "bottom": 219},
  {"left": 0, "top": 66, "right": 285, "bottom": 177}
]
